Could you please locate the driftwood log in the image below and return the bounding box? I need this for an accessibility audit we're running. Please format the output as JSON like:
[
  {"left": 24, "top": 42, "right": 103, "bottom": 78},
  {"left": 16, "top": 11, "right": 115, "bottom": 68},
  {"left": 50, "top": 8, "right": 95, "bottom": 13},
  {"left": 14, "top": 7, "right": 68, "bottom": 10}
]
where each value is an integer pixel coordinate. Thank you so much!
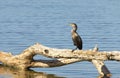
[{"left": 0, "top": 43, "right": 120, "bottom": 77}]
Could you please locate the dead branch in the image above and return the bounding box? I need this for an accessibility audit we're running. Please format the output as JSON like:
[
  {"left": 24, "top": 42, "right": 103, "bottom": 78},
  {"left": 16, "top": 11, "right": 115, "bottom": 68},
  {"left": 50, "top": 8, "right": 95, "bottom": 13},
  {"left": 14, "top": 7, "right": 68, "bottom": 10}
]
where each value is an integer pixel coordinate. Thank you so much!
[{"left": 0, "top": 43, "right": 119, "bottom": 77}]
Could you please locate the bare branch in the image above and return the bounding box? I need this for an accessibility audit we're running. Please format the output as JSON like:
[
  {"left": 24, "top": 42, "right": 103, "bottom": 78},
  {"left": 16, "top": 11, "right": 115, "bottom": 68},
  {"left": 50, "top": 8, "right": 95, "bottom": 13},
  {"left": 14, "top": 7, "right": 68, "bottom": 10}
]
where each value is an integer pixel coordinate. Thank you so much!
[{"left": 0, "top": 43, "right": 120, "bottom": 77}]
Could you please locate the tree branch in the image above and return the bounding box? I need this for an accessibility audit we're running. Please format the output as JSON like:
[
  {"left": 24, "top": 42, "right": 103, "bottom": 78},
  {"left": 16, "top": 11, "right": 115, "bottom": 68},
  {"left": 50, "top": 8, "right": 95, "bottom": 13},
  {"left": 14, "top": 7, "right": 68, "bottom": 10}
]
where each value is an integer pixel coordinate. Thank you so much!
[
  {"left": 30, "top": 58, "right": 82, "bottom": 68},
  {"left": 0, "top": 43, "right": 119, "bottom": 77}
]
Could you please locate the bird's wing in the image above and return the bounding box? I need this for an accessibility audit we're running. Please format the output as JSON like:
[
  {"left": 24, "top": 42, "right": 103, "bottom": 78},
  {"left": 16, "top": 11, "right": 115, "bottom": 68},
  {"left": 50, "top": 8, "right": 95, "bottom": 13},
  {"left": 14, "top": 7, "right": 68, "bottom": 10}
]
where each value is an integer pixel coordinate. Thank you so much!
[
  {"left": 74, "top": 33, "right": 82, "bottom": 49},
  {"left": 72, "top": 33, "right": 82, "bottom": 44},
  {"left": 72, "top": 37, "right": 76, "bottom": 45}
]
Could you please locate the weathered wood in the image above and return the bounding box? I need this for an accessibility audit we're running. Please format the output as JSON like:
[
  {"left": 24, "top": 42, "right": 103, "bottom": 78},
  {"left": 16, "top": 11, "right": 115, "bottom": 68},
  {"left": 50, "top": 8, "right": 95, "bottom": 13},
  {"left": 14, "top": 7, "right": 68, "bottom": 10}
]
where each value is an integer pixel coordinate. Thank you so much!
[
  {"left": 91, "top": 45, "right": 111, "bottom": 76},
  {"left": 0, "top": 43, "right": 120, "bottom": 77}
]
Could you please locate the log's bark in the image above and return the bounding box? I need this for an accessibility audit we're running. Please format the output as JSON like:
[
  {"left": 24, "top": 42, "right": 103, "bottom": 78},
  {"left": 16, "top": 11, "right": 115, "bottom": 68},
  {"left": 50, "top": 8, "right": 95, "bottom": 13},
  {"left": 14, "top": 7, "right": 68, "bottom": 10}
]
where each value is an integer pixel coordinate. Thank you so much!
[{"left": 0, "top": 43, "right": 120, "bottom": 77}]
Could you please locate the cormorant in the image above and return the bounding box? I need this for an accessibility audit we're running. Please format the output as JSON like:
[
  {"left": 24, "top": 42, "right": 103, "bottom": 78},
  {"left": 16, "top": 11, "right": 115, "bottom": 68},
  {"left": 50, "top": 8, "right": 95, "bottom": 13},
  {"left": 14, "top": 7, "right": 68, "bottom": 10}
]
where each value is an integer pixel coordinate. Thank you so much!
[{"left": 70, "top": 23, "right": 83, "bottom": 51}]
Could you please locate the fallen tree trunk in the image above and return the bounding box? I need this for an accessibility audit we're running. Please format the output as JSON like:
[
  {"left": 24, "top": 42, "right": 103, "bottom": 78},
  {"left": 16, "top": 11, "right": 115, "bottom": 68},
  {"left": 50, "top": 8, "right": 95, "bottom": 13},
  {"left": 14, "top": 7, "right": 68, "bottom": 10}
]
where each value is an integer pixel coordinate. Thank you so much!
[{"left": 0, "top": 43, "right": 120, "bottom": 77}]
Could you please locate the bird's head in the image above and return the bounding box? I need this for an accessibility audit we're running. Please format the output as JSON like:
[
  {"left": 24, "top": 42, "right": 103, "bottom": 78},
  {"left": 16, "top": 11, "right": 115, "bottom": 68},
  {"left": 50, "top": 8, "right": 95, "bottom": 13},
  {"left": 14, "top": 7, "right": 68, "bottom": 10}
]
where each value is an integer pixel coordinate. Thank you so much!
[{"left": 70, "top": 23, "right": 77, "bottom": 31}]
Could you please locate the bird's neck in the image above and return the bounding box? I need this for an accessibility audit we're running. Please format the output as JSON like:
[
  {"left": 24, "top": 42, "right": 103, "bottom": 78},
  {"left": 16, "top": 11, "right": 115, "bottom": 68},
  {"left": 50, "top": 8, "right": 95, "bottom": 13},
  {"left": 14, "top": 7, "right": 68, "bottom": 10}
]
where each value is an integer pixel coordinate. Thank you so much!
[
  {"left": 71, "top": 29, "right": 77, "bottom": 34},
  {"left": 72, "top": 26, "right": 77, "bottom": 31},
  {"left": 72, "top": 28, "right": 77, "bottom": 32}
]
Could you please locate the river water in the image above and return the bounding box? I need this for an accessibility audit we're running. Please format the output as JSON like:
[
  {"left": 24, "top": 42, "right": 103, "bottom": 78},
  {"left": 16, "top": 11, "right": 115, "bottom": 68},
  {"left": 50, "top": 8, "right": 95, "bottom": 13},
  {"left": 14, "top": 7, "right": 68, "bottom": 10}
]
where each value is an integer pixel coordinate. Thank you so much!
[{"left": 0, "top": 0, "right": 120, "bottom": 78}]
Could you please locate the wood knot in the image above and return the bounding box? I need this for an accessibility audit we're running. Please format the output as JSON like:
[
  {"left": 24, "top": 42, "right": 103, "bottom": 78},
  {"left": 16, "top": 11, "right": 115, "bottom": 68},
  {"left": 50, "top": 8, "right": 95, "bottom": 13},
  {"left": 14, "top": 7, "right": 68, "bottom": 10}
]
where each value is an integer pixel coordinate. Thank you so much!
[{"left": 44, "top": 49, "right": 49, "bottom": 54}]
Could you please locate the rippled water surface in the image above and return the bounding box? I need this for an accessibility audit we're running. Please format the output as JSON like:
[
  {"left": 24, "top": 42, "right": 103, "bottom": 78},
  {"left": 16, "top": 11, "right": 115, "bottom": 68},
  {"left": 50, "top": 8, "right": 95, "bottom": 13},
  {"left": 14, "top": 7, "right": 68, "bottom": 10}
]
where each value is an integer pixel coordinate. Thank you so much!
[{"left": 0, "top": 0, "right": 120, "bottom": 78}]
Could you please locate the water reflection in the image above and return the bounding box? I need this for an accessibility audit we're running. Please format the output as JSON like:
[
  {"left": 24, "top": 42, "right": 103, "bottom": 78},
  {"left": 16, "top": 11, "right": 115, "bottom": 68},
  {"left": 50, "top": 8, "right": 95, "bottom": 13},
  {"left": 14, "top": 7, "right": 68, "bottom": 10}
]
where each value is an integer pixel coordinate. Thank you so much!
[
  {"left": 0, "top": 64, "right": 65, "bottom": 78},
  {"left": 0, "top": 64, "right": 112, "bottom": 78}
]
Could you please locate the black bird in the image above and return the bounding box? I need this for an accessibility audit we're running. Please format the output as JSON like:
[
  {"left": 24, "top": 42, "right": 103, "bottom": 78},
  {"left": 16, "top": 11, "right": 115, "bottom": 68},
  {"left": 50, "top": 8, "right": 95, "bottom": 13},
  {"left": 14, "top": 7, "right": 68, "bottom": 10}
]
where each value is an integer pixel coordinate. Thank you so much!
[{"left": 70, "top": 23, "right": 83, "bottom": 51}]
